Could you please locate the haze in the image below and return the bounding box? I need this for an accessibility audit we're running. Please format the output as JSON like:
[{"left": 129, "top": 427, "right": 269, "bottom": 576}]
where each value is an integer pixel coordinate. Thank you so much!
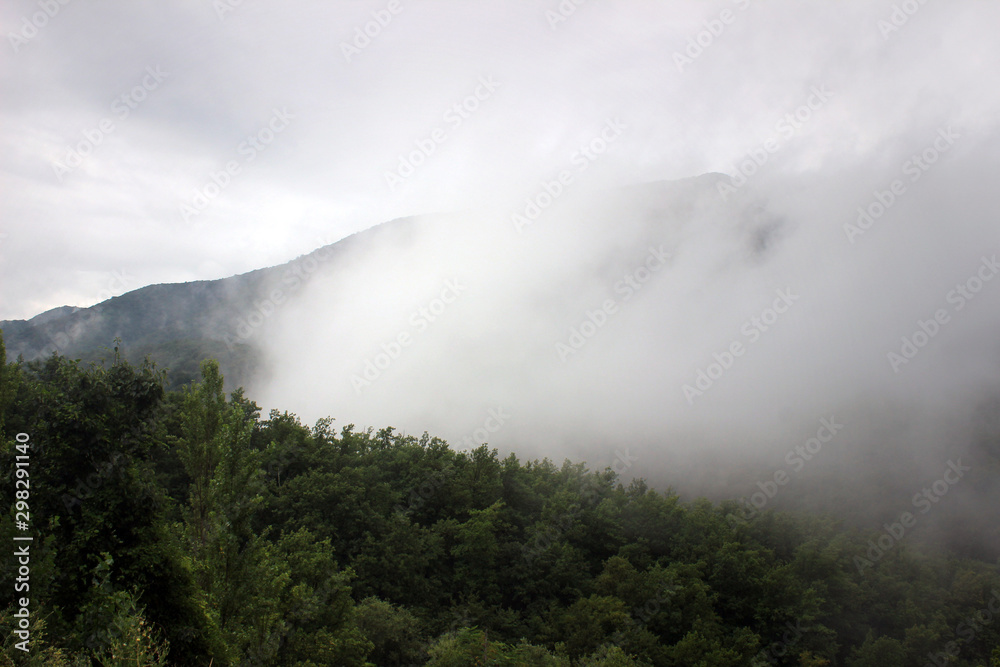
[{"left": 3, "top": 1, "right": 1000, "bottom": 523}]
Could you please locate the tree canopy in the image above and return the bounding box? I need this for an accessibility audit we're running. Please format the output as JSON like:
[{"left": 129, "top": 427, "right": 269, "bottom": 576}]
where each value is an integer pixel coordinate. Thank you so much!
[{"left": 1, "top": 335, "right": 999, "bottom": 665}]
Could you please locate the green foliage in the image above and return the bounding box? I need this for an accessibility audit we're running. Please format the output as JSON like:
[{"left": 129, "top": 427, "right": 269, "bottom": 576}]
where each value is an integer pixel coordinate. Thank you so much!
[
  {"left": 3, "top": 340, "right": 1000, "bottom": 666},
  {"left": 176, "top": 360, "right": 276, "bottom": 658},
  {"left": 846, "top": 632, "right": 905, "bottom": 667},
  {"left": 0, "top": 606, "right": 79, "bottom": 666},
  {"left": 578, "top": 644, "right": 648, "bottom": 666},
  {"left": 0, "top": 331, "right": 20, "bottom": 439},
  {"left": 355, "top": 597, "right": 424, "bottom": 666},
  {"left": 0, "top": 346, "right": 217, "bottom": 663},
  {"left": 91, "top": 586, "right": 171, "bottom": 667},
  {"left": 425, "top": 627, "right": 567, "bottom": 666}
]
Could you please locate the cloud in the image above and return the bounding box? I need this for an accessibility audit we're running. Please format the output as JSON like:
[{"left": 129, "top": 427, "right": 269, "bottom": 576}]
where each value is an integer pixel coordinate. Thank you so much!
[
  {"left": 3, "top": 3, "right": 1000, "bottom": 535},
  {"left": 2, "top": 0, "right": 993, "bottom": 316}
]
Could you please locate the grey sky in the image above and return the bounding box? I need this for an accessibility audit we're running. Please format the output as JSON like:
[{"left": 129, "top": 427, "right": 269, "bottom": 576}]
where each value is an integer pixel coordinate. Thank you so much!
[{"left": 3, "top": 0, "right": 997, "bottom": 321}]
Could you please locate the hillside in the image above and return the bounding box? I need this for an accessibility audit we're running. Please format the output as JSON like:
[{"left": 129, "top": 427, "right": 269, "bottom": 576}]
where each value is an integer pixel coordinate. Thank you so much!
[
  {"left": 2, "top": 350, "right": 999, "bottom": 665},
  {"left": 0, "top": 216, "right": 414, "bottom": 390},
  {"left": 0, "top": 175, "right": 729, "bottom": 391}
]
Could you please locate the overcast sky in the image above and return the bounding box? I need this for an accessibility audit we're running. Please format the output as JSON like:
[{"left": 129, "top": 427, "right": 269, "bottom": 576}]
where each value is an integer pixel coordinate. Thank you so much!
[{"left": 1, "top": 0, "right": 997, "bottom": 322}]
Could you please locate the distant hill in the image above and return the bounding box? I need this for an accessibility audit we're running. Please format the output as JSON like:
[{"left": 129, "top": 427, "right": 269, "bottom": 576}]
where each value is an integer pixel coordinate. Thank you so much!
[
  {"left": 1, "top": 175, "right": 730, "bottom": 391},
  {"left": 4, "top": 173, "right": 999, "bottom": 561},
  {"left": 0, "top": 215, "right": 415, "bottom": 390}
]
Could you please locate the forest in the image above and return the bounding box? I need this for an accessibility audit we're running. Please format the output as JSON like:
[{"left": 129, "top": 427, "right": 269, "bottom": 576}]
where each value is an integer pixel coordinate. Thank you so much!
[{"left": 2, "top": 332, "right": 999, "bottom": 666}]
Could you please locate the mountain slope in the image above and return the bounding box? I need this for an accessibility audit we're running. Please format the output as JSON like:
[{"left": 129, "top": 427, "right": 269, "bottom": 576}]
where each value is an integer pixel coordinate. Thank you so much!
[
  {"left": 0, "top": 215, "right": 416, "bottom": 389},
  {"left": 1, "top": 175, "right": 734, "bottom": 390}
]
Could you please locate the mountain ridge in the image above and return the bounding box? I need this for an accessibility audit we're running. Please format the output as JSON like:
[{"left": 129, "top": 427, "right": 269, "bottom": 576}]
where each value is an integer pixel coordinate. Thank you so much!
[
  {"left": 0, "top": 214, "right": 419, "bottom": 388},
  {"left": 1, "top": 175, "right": 730, "bottom": 389}
]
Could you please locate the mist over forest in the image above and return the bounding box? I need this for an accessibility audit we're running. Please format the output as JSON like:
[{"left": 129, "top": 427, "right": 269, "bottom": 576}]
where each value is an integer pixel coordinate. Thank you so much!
[{"left": 2, "top": 1, "right": 1000, "bottom": 665}]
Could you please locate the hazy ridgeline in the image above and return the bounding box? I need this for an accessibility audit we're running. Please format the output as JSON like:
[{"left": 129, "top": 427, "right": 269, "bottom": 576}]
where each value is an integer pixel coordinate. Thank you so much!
[{"left": 5, "top": 162, "right": 1000, "bottom": 560}]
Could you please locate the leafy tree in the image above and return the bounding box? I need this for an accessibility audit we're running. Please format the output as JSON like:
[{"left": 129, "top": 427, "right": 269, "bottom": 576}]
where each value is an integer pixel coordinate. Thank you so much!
[
  {"left": 0, "top": 606, "right": 78, "bottom": 666},
  {"left": 355, "top": 597, "right": 424, "bottom": 666},
  {"left": 91, "top": 591, "right": 170, "bottom": 666},
  {"left": 847, "top": 632, "right": 905, "bottom": 667},
  {"left": 558, "top": 595, "right": 632, "bottom": 660},
  {"left": 425, "top": 627, "right": 566, "bottom": 666},
  {"left": 0, "top": 331, "right": 20, "bottom": 438},
  {"left": 175, "top": 360, "right": 282, "bottom": 662},
  {"left": 4, "top": 341, "right": 1000, "bottom": 667},
  {"left": 268, "top": 529, "right": 371, "bottom": 666},
  {"left": 0, "top": 347, "right": 217, "bottom": 662},
  {"left": 578, "top": 644, "right": 649, "bottom": 666}
]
